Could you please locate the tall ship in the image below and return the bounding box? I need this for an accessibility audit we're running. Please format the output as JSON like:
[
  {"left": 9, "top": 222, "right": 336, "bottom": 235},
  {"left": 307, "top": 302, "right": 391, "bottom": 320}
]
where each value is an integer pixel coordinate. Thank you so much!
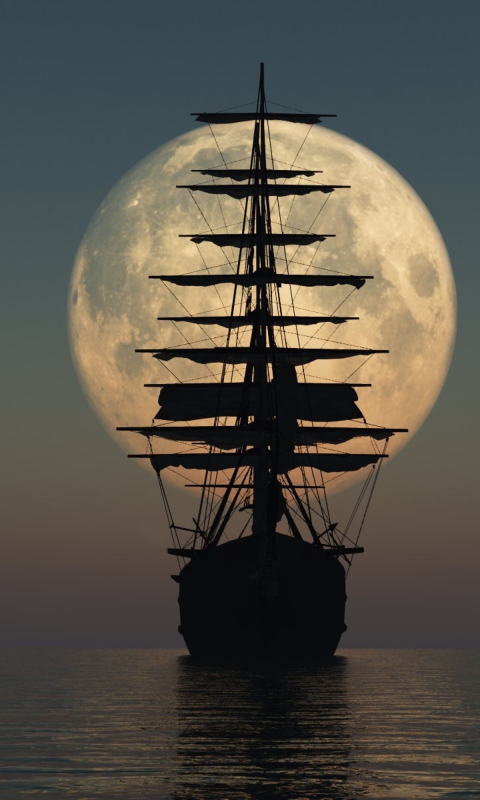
[{"left": 118, "top": 66, "right": 407, "bottom": 658}]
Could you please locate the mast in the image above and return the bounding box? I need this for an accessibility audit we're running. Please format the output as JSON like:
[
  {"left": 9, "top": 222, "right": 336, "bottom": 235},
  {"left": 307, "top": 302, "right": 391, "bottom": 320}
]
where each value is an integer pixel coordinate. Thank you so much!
[{"left": 252, "top": 62, "right": 272, "bottom": 538}]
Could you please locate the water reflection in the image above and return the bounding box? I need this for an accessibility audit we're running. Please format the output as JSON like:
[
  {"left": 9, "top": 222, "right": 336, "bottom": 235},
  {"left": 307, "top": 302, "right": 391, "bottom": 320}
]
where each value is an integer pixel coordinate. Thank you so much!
[
  {"left": 173, "top": 655, "right": 369, "bottom": 800},
  {"left": 2, "top": 649, "right": 478, "bottom": 798}
]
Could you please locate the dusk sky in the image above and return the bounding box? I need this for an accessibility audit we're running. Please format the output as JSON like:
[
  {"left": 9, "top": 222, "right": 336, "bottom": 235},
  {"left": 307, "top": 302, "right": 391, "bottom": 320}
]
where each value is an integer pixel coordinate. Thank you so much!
[{"left": 2, "top": 0, "right": 479, "bottom": 648}]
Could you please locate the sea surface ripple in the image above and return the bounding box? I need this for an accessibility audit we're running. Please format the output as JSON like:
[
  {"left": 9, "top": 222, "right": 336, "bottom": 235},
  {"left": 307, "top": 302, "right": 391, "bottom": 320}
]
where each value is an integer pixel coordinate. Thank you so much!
[{"left": 0, "top": 648, "right": 478, "bottom": 799}]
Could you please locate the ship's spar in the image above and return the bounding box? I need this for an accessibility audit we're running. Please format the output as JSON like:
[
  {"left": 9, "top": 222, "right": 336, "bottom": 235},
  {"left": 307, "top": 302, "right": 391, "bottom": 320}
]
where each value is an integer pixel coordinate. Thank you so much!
[{"left": 118, "top": 65, "right": 407, "bottom": 657}]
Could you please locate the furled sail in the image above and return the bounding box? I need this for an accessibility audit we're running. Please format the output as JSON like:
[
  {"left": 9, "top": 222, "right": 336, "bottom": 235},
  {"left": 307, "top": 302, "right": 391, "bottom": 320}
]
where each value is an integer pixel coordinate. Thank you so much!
[
  {"left": 134, "top": 451, "right": 259, "bottom": 472},
  {"left": 137, "top": 346, "right": 388, "bottom": 366},
  {"left": 151, "top": 273, "right": 371, "bottom": 290},
  {"left": 153, "top": 382, "right": 366, "bottom": 422},
  {"left": 289, "top": 453, "right": 387, "bottom": 472},
  {"left": 118, "top": 425, "right": 404, "bottom": 448},
  {"left": 192, "top": 112, "right": 335, "bottom": 124},
  {"left": 156, "top": 315, "right": 357, "bottom": 327},
  {"left": 180, "top": 233, "right": 334, "bottom": 247},
  {"left": 129, "top": 451, "right": 386, "bottom": 473},
  {"left": 178, "top": 184, "right": 349, "bottom": 198},
  {"left": 191, "top": 169, "right": 322, "bottom": 180}
]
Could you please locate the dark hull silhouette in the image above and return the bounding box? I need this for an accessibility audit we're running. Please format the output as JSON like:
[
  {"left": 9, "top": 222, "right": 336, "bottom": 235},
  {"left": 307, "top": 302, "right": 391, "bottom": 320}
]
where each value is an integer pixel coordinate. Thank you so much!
[{"left": 178, "top": 533, "right": 346, "bottom": 659}]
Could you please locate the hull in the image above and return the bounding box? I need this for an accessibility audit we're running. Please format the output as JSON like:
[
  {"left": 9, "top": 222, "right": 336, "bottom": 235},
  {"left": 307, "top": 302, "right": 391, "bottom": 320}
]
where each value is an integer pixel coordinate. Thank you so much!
[{"left": 177, "top": 533, "right": 347, "bottom": 659}]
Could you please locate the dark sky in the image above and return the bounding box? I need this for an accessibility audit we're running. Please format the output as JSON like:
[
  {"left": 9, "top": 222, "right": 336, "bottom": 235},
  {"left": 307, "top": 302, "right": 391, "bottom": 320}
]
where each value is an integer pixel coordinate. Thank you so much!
[{"left": 1, "top": 0, "right": 479, "bottom": 647}]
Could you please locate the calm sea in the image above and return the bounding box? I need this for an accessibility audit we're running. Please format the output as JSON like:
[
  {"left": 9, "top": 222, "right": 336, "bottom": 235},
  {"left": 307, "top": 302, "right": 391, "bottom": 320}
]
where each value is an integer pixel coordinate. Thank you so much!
[{"left": 0, "top": 648, "right": 478, "bottom": 799}]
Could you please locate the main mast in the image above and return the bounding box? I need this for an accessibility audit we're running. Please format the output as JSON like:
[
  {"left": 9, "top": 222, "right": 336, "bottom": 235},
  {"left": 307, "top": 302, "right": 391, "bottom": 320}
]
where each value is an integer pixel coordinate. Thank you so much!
[{"left": 251, "top": 62, "right": 275, "bottom": 539}]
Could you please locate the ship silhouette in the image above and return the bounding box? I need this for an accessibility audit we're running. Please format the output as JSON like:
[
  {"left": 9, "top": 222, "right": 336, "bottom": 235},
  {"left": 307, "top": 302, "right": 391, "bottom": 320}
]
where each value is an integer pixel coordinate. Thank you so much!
[{"left": 118, "top": 65, "right": 407, "bottom": 658}]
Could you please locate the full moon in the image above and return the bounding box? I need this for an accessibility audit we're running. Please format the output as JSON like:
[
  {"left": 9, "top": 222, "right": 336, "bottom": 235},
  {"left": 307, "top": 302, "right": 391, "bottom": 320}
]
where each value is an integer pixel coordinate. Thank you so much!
[{"left": 68, "top": 122, "right": 456, "bottom": 495}]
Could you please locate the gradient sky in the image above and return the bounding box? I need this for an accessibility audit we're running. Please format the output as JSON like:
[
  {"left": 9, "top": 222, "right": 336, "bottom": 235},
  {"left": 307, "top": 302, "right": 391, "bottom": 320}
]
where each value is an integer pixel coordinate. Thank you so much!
[{"left": 1, "top": 0, "right": 479, "bottom": 647}]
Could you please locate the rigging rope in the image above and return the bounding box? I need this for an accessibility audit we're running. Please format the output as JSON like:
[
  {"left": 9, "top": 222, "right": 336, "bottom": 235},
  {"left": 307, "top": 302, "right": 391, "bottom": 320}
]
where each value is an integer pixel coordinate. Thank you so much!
[{"left": 346, "top": 438, "right": 389, "bottom": 575}]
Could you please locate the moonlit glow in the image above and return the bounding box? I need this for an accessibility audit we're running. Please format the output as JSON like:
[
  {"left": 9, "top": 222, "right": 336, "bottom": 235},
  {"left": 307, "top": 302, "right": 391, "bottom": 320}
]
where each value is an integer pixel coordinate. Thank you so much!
[{"left": 68, "top": 122, "right": 456, "bottom": 494}]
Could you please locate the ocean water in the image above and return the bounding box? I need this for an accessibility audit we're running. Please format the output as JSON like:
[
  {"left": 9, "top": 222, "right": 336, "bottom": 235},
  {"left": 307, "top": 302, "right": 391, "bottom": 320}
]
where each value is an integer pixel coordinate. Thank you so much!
[{"left": 0, "top": 649, "right": 478, "bottom": 799}]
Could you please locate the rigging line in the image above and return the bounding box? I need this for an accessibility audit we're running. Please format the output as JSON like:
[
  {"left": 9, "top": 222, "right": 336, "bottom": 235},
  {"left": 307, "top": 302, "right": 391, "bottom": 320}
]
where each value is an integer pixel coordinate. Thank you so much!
[
  {"left": 319, "top": 461, "right": 331, "bottom": 528},
  {"left": 203, "top": 461, "right": 247, "bottom": 544},
  {"left": 199, "top": 483, "right": 223, "bottom": 532},
  {"left": 341, "top": 353, "right": 375, "bottom": 383},
  {"left": 160, "top": 465, "right": 203, "bottom": 485},
  {"left": 168, "top": 320, "right": 220, "bottom": 384},
  {"left": 173, "top": 371, "right": 223, "bottom": 382},
  {"left": 189, "top": 259, "right": 243, "bottom": 272},
  {"left": 202, "top": 483, "right": 218, "bottom": 533},
  {"left": 289, "top": 195, "right": 332, "bottom": 301},
  {"left": 193, "top": 303, "right": 243, "bottom": 314},
  {"left": 264, "top": 117, "right": 303, "bottom": 354},
  {"left": 285, "top": 329, "right": 372, "bottom": 349},
  {"left": 300, "top": 323, "right": 343, "bottom": 350},
  {"left": 160, "top": 279, "right": 243, "bottom": 382},
  {"left": 295, "top": 358, "right": 333, "bottom": 522},
  {"left": 204, "top": 462, "right": 252, "bottom": 529},
  {"left": 208, "top": 156, "right": 253, "bottom": 169},
  {"left": 284, "top": 293, "right": 355, "bottom": 316},
  {"left": 275, "top": 221, "right": 331, "bottom": 235},
  {"left": 268, "top": 100, "right": 311, "bottom": 113},
  {"left": 213, "top": 184, "right": 247, "bottom": 256},
  {"left": 294, "top": 175, "right": 338, "bottom": 186},
  {"left": 193, "top": 242, "right": 242, "bottom": 332},
  {"left": 299, "top": 443, "right": 329, "bottom": 526},
  {"left": 277, "top": 124, "right": 315, "bottom": 240},
  {"left": 153, "top": 456, "right": 182, "bottom": 570},
  {"left": 200, "top": 468, "right": 226, "bottom": 531},
  {"left": 305, "top": 500, "right": 347, "bottom": 535},
  {"left": 300, "top": 464, "right": 318, "bottom": 525},
  {"left": 204, "top": 125, "right": 248, "bottom": 278},
  {"left": 221, "top": 138, "right": 257, "bottom": 374},
  {"left": 161, "top": 276, "right": 207, "bottom": 321},
  {"left": 303, "top": 191, "right": 333, "bottom": 238},
  {"left": 268, "top": 156, "right": 319, "bottom": 170},
  {"left": 203, "top": 467, "right": 252, "bottom": 533},
  {"left": 208, "top": 123, "right": 231, "bottom": 170},
  {"left": 287, "top": 501, "right": 320, "bottom": 541},
  {"left": 344, "top": 467, "right": 381, "bottom": 545},
  {"left": 264, "top": 116, "right": 285, "bottom": 236},
  {"left": 216, "top": 100, "right": 256, "bottom": 111},
  {"left": 188, "top": 190, "right": 237, "bottom": 269},
  {"left": 280, "top": 472, "right": 325, "bottom": 504},
  {"left": 321, "top": 470, "right": 355, "bottom": 487},
  {"left": 194, "top": 220, "right": 245, "bottom": 233},
  {"left": 276, "top": 256, "right": 358, "bottom": 277},
  {"left": 193, "top": 241, "right": 249, "bottom": 370},
  {"left": 156, "top": 360, "right": 185, "bottom": 384},
  {"left": 346, "top": 440, "right": 388, "bottom": 576},
  {"left": 343, "top": 468, "right": 375, "bottom": 538},
  {"left": 290, "top": 124, "right": 314, "bottom": 170},
  {"left": 237, "top": 514, "right": 252, "bottom": 539},
  {"left": 168, "top": 332, "right": 227, "bottom": 347},
  {"left": 178, "top": 265, "right": 238, "bottom": 276},
  {"left": 299, "top": 289, "right": 358, "bottom": 344},
  {"left": 169, "top": 332, "right": 230, "bottom": 350},
  {"left": 200, "top": 458, "right": 245, "bottom": 529},
  {"left": 301, "top": 353, "right": 376, "bottom": 389}
]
